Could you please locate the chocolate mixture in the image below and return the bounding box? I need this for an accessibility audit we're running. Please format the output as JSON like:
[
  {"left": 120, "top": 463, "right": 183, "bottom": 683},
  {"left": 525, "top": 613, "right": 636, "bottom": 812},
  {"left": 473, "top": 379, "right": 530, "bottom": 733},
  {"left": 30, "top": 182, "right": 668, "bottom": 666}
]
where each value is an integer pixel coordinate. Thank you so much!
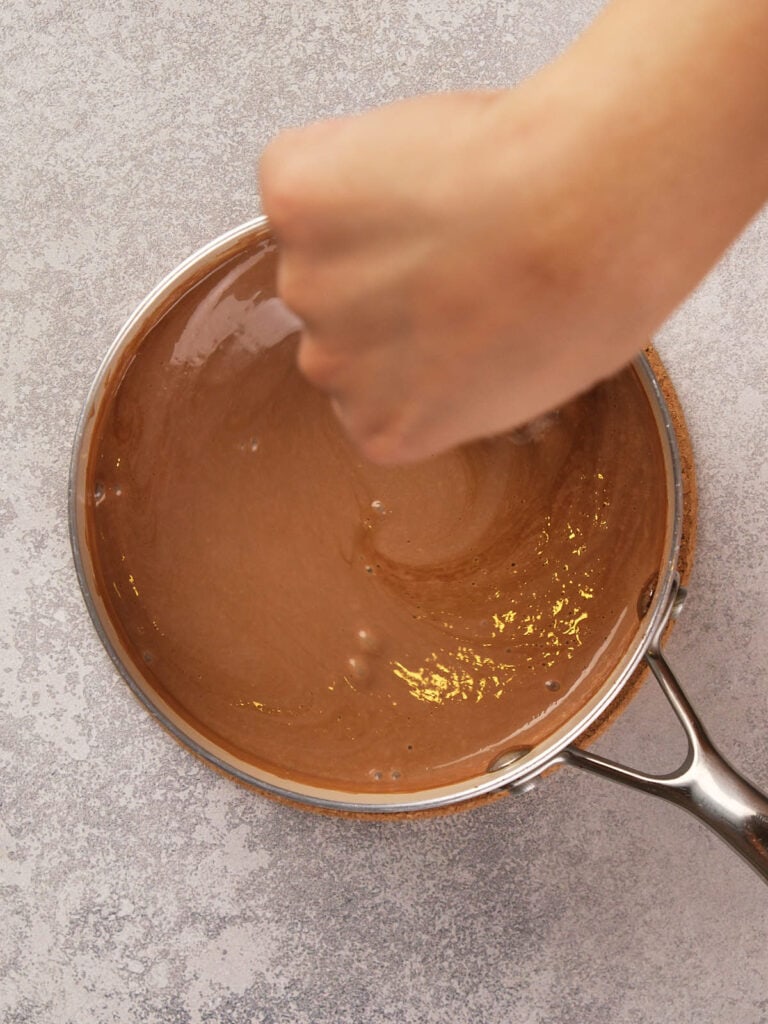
[{"left": 86, "top": 233, "right": 669, "bottom": 793}]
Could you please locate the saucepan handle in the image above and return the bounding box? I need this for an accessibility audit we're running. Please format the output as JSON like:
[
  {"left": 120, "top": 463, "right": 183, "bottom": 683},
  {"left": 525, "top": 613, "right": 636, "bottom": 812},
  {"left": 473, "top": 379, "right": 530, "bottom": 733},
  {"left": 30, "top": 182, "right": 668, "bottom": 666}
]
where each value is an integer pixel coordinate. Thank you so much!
[{"left": 561, "top": 648, "right": 768, "bottom": 884}]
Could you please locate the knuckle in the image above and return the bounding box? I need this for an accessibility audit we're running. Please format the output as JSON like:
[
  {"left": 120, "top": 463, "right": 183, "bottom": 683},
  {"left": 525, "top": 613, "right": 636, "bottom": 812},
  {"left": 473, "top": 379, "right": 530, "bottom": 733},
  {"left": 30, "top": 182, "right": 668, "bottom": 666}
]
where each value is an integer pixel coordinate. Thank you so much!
[
  {"left": 355, "top": 405, "right": 441, "bottom": 465},
  {"left": 356, "top": 420, "right": 413, "bottom": 466},
  {"left": 358, "top": 431, "right": 407, "bottom": 466},
  {"left": 296, "top": 338, "right": 340, "bottom": 389},
  {"left": 276, "top": 259, "right": 332, "bottom": 328},
  {"left": 259, "top": 131, "right": 311, "bottom": 234},
  {"left": 275, "top": 260, "right": 307, "bottom": 316}
]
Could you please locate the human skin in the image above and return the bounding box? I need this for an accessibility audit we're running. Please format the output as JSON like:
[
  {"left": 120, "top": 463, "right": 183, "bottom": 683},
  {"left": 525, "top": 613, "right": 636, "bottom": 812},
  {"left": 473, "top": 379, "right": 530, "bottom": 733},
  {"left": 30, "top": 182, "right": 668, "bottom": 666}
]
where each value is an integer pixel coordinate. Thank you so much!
[{"left": 259, "top": 0, "right": 768, "bottom": 464}]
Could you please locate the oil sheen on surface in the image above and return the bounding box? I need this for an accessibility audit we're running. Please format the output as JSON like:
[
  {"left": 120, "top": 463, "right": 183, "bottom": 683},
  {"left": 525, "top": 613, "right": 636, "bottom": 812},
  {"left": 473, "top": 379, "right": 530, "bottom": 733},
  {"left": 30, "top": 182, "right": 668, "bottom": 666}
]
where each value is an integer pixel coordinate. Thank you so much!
[{"left": 86, "top": 236, "right": 669, "bottom": 793}]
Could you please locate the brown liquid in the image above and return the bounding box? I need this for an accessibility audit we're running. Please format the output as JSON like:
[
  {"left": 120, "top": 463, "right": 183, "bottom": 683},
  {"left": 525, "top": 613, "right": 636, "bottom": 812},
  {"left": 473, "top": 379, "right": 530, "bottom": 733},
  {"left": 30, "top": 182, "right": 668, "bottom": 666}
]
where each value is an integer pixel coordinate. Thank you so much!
[{"left": 86, "top": 234, "right": 669, "bottom": 793}]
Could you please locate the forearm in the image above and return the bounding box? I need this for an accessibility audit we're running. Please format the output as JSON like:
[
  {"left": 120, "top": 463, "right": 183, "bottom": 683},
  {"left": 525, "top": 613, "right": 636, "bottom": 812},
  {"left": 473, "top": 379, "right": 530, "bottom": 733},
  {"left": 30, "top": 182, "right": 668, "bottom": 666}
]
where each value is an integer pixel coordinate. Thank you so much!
[{"left": 507, "top": 0, "right": 768, "bottom": 329}]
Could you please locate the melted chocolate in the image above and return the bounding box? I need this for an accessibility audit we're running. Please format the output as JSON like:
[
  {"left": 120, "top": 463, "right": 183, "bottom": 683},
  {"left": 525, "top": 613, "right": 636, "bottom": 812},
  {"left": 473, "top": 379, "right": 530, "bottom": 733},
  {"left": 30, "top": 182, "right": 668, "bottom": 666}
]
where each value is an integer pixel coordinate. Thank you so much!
[{"left": 86, "top": 233, "right": 669, "bottom": 793}]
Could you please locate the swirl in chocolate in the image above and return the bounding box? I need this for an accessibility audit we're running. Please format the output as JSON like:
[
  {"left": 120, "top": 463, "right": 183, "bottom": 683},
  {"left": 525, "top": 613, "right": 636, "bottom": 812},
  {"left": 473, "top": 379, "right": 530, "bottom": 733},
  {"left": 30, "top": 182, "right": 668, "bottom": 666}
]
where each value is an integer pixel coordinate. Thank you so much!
[{"left": 86, "top": 235, "right": 669, "bottom": 793}]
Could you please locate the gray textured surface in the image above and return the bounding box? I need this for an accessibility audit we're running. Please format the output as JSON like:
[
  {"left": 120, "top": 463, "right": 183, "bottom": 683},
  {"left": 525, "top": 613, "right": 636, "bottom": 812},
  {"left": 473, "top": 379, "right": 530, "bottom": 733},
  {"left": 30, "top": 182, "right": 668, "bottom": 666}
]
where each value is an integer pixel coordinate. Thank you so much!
[{"left": 2, "top": 2, "right": 767, "bottom": 1022}]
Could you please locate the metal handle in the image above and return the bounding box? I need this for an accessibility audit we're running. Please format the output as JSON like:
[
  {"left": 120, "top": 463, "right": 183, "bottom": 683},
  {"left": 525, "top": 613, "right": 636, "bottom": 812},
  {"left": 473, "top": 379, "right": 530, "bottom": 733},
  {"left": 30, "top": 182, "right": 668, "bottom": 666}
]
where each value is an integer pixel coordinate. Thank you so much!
[{"left": 563, "top": 648, "right": 768, "bottom": 884}]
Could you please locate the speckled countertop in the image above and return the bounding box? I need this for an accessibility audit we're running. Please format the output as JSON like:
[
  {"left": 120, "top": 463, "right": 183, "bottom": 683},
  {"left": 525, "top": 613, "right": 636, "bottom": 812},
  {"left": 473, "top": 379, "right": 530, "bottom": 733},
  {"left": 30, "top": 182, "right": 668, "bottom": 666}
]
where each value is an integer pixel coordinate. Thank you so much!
[{"left": 2, "top": 2, "right": 767, "bottom": 1022}]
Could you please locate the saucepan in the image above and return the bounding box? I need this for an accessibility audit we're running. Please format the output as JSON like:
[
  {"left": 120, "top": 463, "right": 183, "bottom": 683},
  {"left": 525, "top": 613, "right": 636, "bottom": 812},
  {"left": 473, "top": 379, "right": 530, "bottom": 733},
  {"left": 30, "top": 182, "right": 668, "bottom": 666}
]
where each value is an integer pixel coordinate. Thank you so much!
[{"left": 69, "top": 216, "right": 768, "bottom": 883}]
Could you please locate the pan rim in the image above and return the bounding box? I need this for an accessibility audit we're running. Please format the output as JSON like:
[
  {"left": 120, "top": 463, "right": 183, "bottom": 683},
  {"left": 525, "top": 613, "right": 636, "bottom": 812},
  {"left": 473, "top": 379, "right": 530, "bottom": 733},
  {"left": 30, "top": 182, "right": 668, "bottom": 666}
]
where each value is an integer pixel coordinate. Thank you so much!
[{"left": 68, "top": 216, "right": 684, "bottom": 813}]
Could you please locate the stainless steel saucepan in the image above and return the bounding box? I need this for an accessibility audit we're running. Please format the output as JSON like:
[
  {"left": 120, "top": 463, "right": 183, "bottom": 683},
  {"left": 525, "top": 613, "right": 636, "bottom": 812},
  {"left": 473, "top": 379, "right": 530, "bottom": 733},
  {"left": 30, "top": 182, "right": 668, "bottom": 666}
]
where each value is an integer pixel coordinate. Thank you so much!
[{"left": 69, "top": 217, "right": 768, "bottom": 883}]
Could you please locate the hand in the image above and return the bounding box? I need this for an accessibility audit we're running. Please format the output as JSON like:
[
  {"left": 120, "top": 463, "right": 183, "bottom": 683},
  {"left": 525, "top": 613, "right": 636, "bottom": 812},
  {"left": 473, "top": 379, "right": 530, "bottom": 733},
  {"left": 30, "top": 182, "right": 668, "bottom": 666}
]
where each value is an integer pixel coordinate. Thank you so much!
[
  {"left": 259, "top": 0, "right": 768, "bottom": 464},
  {"left": 260, "top": 88, "right": 633, "bottom": 463}
]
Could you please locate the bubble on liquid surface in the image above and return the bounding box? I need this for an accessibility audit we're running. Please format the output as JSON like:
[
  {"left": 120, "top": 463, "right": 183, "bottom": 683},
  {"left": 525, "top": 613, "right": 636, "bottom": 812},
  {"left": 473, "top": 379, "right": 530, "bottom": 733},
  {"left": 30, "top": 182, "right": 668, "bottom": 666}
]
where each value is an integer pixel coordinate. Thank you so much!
[
  {"left": 370, "top": 499, "right": 386, "bottom": 516},
  {"left": 347, "top": 655, "right": 369, "bottom": 681},
  {"left": 93, "top": 482, "right": 105, "bottom": 504},
  {"left": 545, "top": 679, "right": 561, "bottom": 692},
  {"left": 355, "top": 628, "right": 378, "bottom": 653},
  {"left": 236, "top": 437, "right": 260, "bottom": 453}
]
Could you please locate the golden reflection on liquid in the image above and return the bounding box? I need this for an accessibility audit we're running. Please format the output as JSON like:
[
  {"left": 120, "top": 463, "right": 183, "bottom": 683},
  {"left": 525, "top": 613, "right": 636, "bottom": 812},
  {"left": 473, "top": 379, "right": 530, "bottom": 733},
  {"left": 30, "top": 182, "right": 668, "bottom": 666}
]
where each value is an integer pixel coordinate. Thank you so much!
[
  {"left": 392, "top": 648, "right": 514, "bottom": 705},
  {"left": 388, "top": 473, "right": 611, "bottom": 706},
  {"left": 236, "top": 698, "right": 283, "bottom": 716}
]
